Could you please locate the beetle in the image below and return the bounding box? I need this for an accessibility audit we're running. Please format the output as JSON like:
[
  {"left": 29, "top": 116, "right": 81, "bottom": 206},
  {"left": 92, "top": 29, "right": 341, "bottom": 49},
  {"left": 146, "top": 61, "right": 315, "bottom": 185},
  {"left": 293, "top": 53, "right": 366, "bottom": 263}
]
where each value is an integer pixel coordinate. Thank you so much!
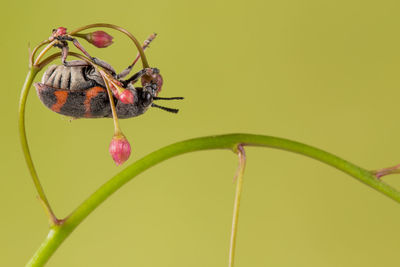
[
  {"left": 34, "top": 29, "right": 181, "bottom": 119},
  {"left": 34, "top": 60, "right": 182, "bottom": 119}
]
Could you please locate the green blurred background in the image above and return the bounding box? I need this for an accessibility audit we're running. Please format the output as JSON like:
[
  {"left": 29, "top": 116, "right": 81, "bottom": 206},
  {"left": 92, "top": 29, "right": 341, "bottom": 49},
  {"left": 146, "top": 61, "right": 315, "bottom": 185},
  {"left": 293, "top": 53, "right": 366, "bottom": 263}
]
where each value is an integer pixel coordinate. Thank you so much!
[{"left": 2, "top": 0, "right": 400, "bottom": 266}]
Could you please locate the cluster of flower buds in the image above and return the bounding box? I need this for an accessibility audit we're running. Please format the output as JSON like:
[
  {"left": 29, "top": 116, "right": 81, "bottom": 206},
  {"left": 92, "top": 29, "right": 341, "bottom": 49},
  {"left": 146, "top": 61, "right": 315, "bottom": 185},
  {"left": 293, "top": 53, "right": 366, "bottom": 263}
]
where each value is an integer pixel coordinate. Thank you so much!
[
  {"left": 49, "top": 27, "right": 138, "bottom": 166},
  {"left": 51, "top": 27, "right": 113, "bottom": 49},
  {"left": 83, "top": 30, "right": 131, "bottom": 165}
]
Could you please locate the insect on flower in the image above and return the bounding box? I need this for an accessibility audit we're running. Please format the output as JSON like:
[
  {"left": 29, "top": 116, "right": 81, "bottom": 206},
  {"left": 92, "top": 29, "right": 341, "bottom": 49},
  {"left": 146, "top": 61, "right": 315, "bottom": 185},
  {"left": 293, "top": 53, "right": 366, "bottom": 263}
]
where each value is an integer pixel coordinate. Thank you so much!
[
  {"left": 32, "top": 26, "right": 182, "bottom": 165},
  {"left": 34, "top": 29, "right": 183, "bottom": 119}
]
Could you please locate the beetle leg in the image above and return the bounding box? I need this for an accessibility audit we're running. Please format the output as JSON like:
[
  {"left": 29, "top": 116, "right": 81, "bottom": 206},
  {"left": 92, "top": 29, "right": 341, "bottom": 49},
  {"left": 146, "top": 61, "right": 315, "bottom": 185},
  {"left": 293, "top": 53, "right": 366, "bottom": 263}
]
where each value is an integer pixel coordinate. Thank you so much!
[
  {"left": 66, "top": 60, "right": 93, "bottom": 67},
  {"left": 61, "top": 45, "right": 69, "bottom": 66},
  {"left": 122, "top": 68, "right": 159, "bottom": 85},
  {"left": 121, "top": 69, "right": 147, "bottom": 85},
  {"left": 60, "top": 45, "right": 90, "bottom": 67},
  {"left": 116, "top": 33, "right": 157, "bottom": 79},
  {"left": 116, "top": 65, "right": 133, "bottom": 79},
  {"left": 91, "top": 57, "right": 116, "bottom": 76},
  {"left": 122, "top": 69, "right": 142, "bottom": 83},
  {"left": 71, "top": 38, "right": 116, "bottom": 75}
]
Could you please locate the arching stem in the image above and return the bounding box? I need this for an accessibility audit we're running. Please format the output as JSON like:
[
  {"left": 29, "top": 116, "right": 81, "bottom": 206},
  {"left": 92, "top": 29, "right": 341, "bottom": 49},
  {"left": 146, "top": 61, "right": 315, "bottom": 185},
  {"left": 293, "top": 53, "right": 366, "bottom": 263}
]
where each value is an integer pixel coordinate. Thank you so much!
[
  {"left": 19, "top": 67, "right": 57, "bottom": 225},
  {"left": 30, "top": 39, "right": 51, "bottom": 67},
  {"left": 69, "top": 23, "right": 150, "bottom": 69},
  {"left": 33, "top": 40, "right": 56, "bottom": 66},
  {"left": 19, "top": 52, "right": 95, "bottom": 226}
]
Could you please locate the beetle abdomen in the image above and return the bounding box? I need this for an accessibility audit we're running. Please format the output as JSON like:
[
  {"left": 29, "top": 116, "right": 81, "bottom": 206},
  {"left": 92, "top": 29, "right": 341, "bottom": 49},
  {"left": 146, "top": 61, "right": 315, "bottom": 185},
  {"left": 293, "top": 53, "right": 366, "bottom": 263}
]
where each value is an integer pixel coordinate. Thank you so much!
[
  {"left": 36, "top": 64, "right": 149, "bottom": 119},
  {"left": 35, "top": 83, "right": 111, "bottom": 118},
  {"left": 42, "top": 64, "right": 105, "bottom": 90}
]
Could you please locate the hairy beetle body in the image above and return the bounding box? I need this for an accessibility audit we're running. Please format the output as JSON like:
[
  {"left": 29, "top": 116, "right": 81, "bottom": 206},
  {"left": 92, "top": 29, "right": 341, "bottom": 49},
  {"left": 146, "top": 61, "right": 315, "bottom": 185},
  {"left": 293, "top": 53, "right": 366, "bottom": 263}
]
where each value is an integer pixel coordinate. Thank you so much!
[{"left": 35, "top": 64, "right": 152, "bottom": 119}]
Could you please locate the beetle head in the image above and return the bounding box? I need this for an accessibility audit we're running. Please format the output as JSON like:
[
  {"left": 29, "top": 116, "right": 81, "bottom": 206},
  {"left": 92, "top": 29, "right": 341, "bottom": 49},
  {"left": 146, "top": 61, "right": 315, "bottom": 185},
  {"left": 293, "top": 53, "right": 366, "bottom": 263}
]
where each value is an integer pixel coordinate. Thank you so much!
[
  {"left": 117, "top": 69, "right": 183, "bottom": 118},
  {"left": 115, "top": 84, "right": 151, "bottom": 119},
  {"left": 141, "top": 68, "right": 163, "bottom": 96}
]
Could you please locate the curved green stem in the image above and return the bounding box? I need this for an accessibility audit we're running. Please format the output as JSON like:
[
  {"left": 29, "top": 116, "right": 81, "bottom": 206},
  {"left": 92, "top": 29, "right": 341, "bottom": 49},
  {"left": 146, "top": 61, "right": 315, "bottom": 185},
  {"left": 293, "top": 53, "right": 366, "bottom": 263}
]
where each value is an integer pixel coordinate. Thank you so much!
[
  {"left": 68, "top": 23, "right": 150, "bottom": 68},
  {"left": 29, "top": 39, "right": 51, "bottom": 67},
  {"left": 19, "top": 67, "right": 57, "bottom": 223},
  {"left": 19, "top": 52, "right": 95, "bottom": 226},
  {"left": 26, "top": 134, "right": 400, "bottom": 266}
]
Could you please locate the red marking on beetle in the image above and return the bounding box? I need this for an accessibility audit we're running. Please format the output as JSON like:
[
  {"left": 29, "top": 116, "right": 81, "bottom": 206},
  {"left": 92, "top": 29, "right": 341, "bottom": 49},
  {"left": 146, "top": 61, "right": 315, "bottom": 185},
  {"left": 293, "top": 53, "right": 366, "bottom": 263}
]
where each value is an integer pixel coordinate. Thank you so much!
[
  {"left": 84, "top": 86, "right": 105, "bottom": 117},
  {"left": 51, "top": 91, "right": 68, "bottom": 112}
]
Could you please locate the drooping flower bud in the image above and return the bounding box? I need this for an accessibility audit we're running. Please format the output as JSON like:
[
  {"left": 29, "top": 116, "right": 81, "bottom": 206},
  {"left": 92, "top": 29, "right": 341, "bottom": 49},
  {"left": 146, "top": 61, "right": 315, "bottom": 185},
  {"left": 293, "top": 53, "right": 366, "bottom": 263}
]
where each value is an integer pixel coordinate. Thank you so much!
[
  {"left": 99, "top": 70, "right": 134, "bottom": 104},
  {"left": 109, "top": 134, "right": 131, "bottom": 166},
  {"left": 85, "top": 31, "right": 113, "bottom": 48},
  {"left": 109, "top": 81, "right": 134, "bottom": 104}
]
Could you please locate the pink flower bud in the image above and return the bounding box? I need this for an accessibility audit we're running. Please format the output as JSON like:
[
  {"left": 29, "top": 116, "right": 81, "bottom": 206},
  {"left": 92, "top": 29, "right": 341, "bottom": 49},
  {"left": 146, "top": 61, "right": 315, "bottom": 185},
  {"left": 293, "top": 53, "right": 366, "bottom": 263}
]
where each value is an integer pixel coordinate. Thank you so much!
[
  {"left": 86, "top": 31, "right": 113, "bottom": 48},
  {"left": 119, "top": 89, "right": 134, "bottom": 104},
  {"left": 53, "top": 27, "right": 67, "bottom": 37},
  {"left": 109, "top": 134, "right": 131, "bottom": 166}
]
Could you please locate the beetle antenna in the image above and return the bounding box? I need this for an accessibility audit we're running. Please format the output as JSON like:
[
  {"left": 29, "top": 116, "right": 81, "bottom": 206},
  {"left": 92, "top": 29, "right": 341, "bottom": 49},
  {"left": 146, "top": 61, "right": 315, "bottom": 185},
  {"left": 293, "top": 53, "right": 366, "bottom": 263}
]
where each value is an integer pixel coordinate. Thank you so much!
[
  {"left": 151, "top": 103, "right": 179, "bottom": 113},
  {"left": 153, "top": 96, "right": 184, "bottom": 100}
]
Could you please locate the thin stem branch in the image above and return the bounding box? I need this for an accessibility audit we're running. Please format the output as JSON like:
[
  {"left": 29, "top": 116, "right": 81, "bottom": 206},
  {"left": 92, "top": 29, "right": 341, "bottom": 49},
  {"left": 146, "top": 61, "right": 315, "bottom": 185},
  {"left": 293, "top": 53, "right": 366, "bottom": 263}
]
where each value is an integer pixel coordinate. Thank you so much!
[
  {"left": 101, "top": 71, "right": 121, "bottom": 133},
  {"left": 26, "top": 134, "right": 400, "bottom": 266},
  {"left": 372, "top": 163, "right": 400, "bottom": 179},
  {"left": 229, "top": 144, "right": 246, "bottom": 267},
  {"left": 33, "top": 40, "right": 56, "bottom": 66},
  {"left": 30, "top": 39, "right": 51, "bottom": 67}
]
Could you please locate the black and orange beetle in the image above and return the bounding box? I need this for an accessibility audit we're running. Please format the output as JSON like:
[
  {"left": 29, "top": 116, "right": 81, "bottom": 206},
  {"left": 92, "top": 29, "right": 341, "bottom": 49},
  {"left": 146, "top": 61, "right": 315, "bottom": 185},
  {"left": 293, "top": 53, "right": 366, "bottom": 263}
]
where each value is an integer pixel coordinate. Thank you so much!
[
  {"left": 34, "top": 29, "right": 182, "bottom": 119},
  {"left": 34, "top": 61, "right": 182, "bottom": 119}
]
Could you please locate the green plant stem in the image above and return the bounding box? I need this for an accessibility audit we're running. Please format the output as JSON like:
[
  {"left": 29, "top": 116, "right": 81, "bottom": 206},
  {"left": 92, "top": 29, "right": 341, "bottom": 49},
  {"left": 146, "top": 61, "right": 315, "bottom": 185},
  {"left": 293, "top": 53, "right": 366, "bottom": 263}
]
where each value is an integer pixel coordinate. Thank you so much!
[
  {"left": 19, "top": 67, "right": 57, "bottom": 224},
  {"left": 26, "top": 134, "right": 400, "bottom": 266},
  {"left": 19, "top": 52, "right": 95, "bottom": 225}
]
